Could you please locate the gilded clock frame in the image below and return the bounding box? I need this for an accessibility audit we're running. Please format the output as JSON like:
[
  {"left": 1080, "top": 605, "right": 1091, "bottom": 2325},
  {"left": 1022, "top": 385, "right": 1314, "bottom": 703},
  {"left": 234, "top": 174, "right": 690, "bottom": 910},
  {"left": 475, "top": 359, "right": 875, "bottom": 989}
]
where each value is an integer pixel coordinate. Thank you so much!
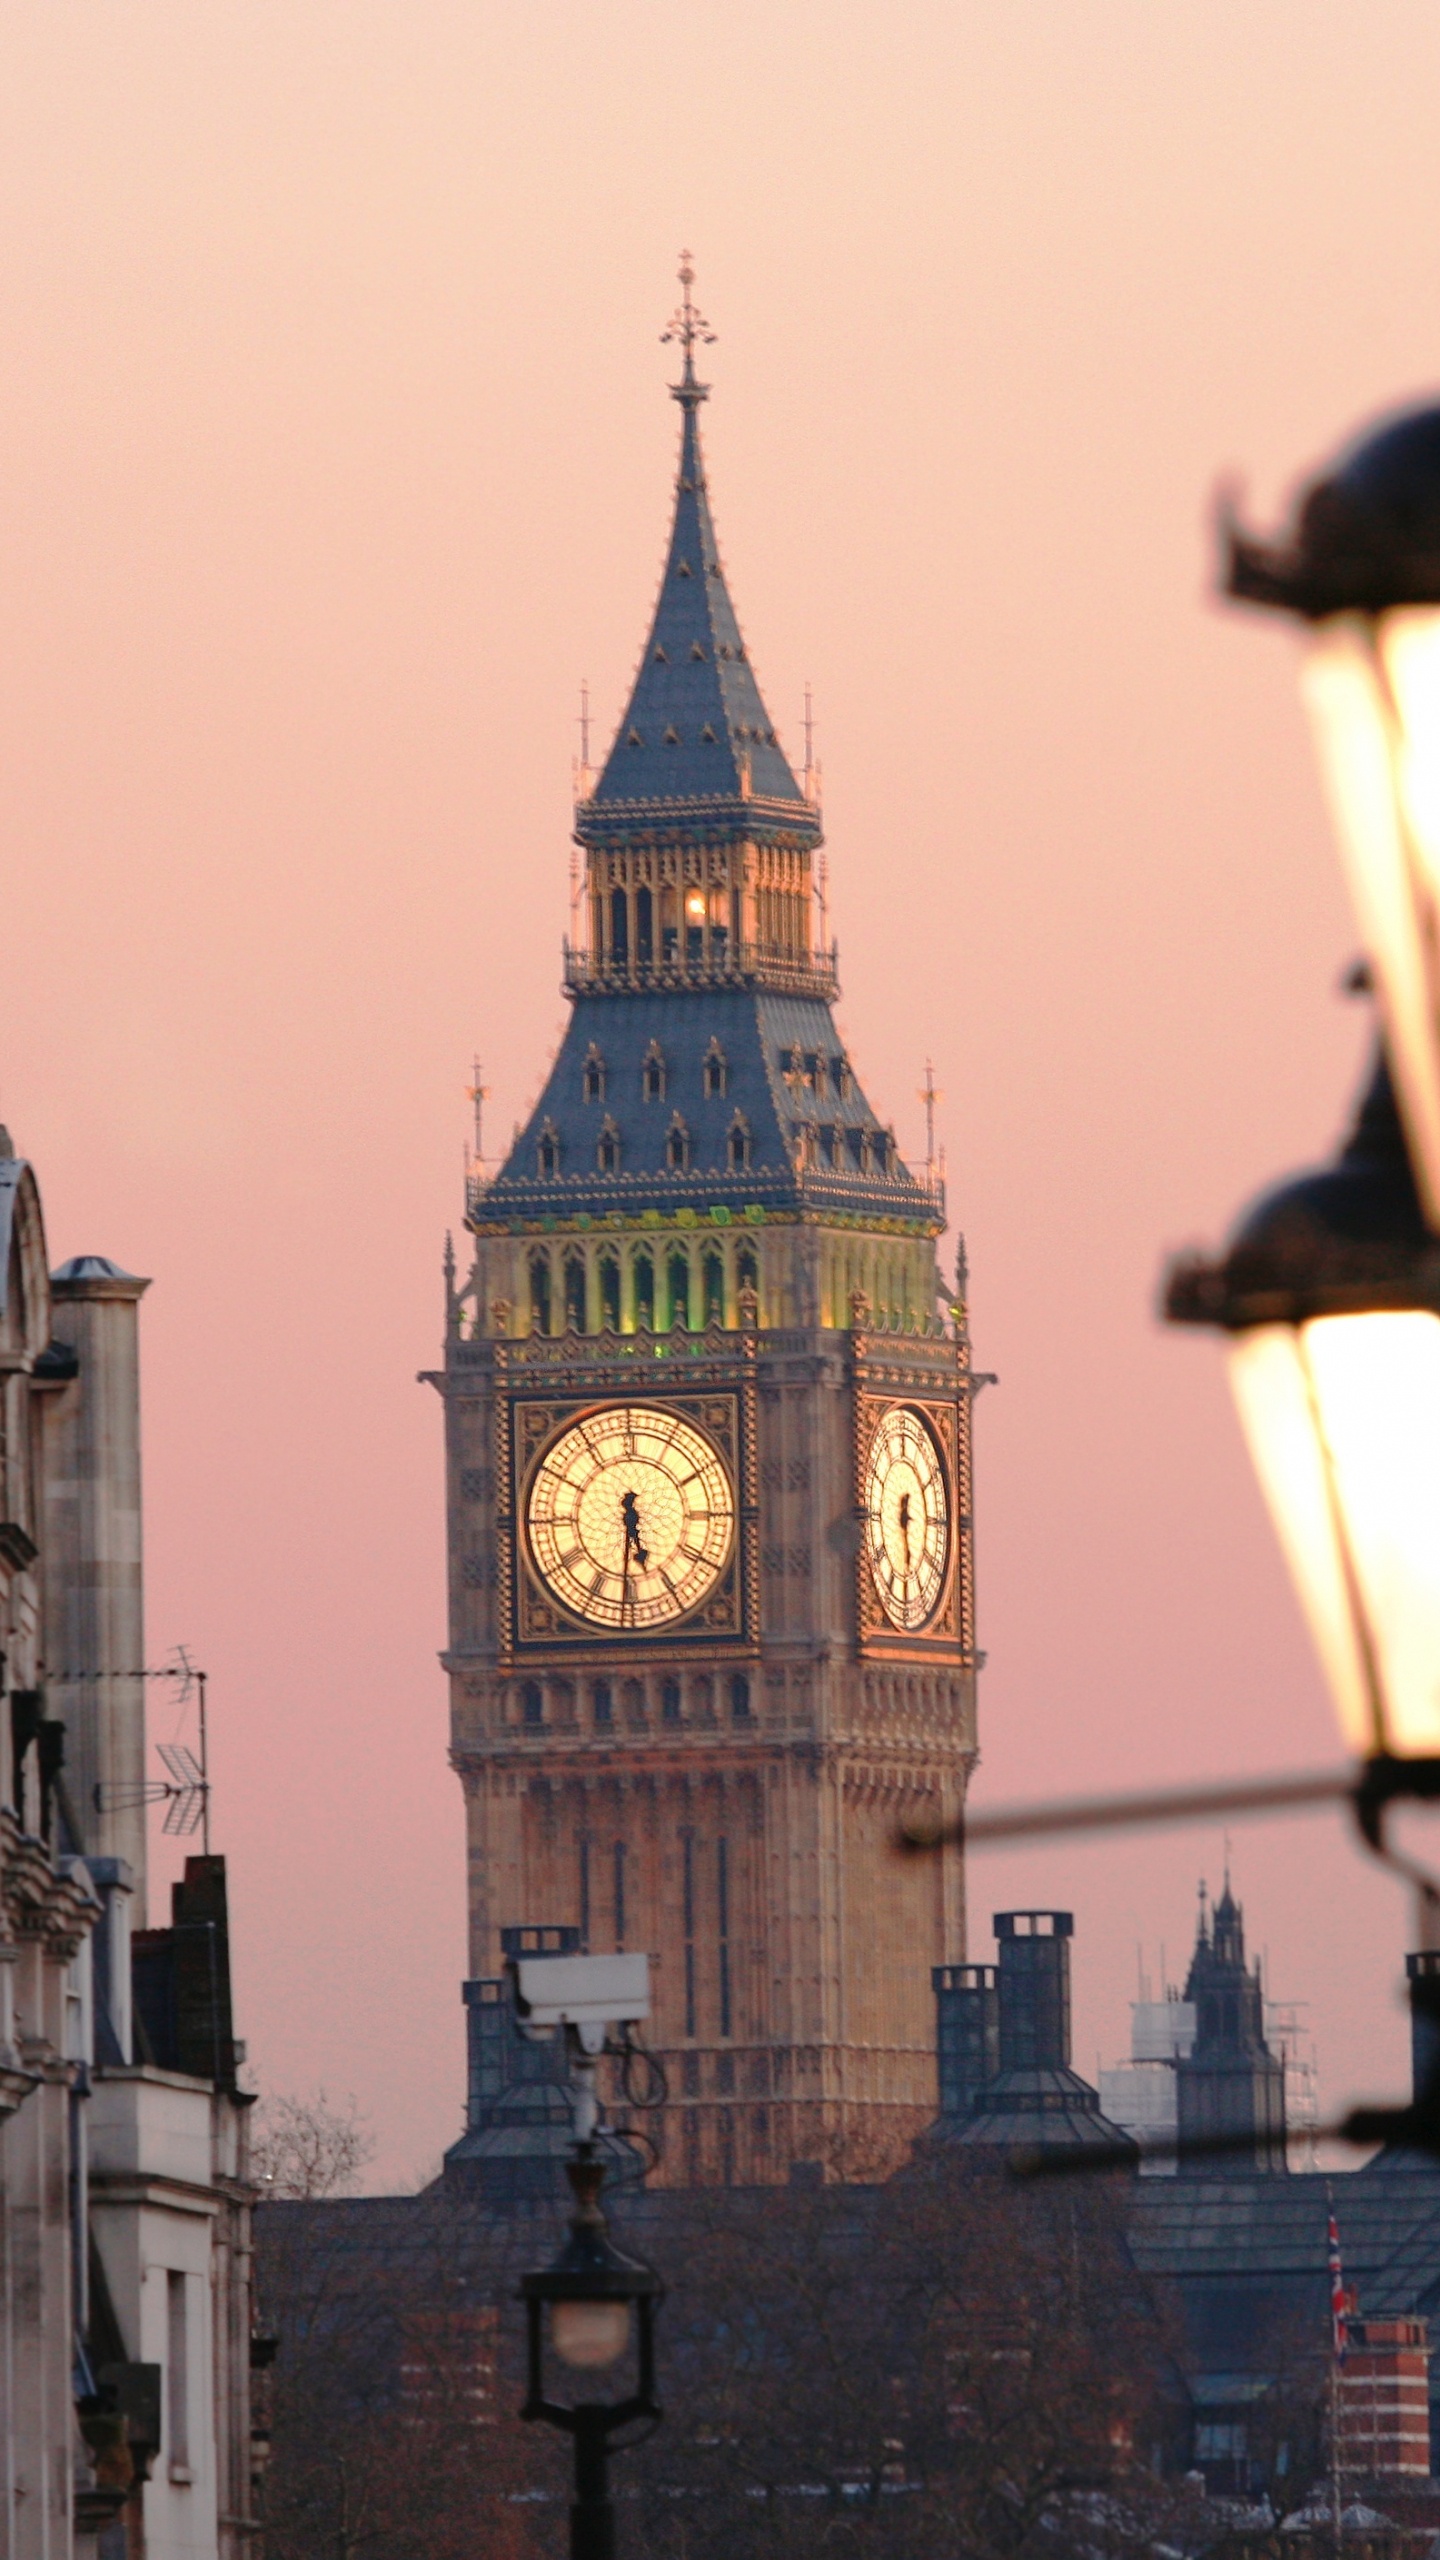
[
  {"left": 506, "top": 1387, "right": 754, "bottom": 1656},
  {"left": 853, "top": 1360, "right": 973, "bottom": 1661}
]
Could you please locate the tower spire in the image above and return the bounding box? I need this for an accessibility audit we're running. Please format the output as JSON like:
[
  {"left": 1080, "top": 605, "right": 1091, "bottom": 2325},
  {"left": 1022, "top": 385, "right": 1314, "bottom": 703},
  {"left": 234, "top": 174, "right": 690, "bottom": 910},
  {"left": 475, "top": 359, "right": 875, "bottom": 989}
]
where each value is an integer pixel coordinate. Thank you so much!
[{"left": 583, "top": 259, "right": 815, "bottom": 826}]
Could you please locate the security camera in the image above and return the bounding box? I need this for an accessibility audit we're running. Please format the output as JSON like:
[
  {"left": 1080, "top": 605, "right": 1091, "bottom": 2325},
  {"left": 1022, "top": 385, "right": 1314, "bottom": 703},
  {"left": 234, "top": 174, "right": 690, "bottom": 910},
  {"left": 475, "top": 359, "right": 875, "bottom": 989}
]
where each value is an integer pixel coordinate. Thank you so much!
[{"left": 510, "top": 1950, "right": 651, "bottom": 2056}]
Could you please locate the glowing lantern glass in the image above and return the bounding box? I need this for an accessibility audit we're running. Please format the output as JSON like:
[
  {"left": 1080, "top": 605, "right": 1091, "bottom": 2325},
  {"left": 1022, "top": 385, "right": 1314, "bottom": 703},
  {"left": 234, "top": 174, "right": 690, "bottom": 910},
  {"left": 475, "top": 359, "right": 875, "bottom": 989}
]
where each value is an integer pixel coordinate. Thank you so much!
[
  {"left": 1226, "top": 403, "right": 1440, "bottom": 1229},
  {"left": 1165, "top": 1054, "right": 1440, "bottom": 1761}
]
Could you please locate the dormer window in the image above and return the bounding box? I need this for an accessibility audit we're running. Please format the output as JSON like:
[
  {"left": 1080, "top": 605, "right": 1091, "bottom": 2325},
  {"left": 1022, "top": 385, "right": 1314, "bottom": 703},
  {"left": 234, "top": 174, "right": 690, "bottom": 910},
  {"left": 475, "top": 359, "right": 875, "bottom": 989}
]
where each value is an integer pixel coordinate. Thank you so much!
[
  {"left": 836, "top": 1055, "right": 853, "bottom": 1100},
  {"left": 727, "top": 1112, "right": 751, "bottom": 1171},
  {"left": 677, "top": 559, "right": 694, "bottom": 578},
  {"left": 700, "top": 725, "right": 718, "bottom": 744},
  {"left": 582, "top": 1045, "right": 605, "bottom": 1103},
  {"left": 642, "top": 1041, "right": 666, "bottom": 1102},
  {"left": 653, "top": 645, "right": 669, "bottom": 662},
  {"left": 627, "top": 729, "right": 644, "bottom": 748},
  {"left": 597, "top": 1116, "right": 621, "bottom": 1173},
  {"left": 690, "top": 642, "right": 707, "bottom": 661},
  {"left": 703, "top": 1039, "right": 727, "bottom": 1099},
  {"left": 666, "top": 1113, "right": 690, "bottom": 1172},
  {"left": 821, "top": 1123, "right": 840, "bottom": 1168},
  {"left": 663, "top": 726, "right": 680, "bottom": 746},
  {"left": 537, "top": 1119, "right": 561, "bottom": 1178}
]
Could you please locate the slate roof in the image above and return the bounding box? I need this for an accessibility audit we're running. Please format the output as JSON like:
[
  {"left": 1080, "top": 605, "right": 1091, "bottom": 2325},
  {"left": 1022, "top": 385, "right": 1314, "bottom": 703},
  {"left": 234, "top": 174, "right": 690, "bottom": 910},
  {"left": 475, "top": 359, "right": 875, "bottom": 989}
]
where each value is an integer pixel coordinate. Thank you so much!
[
  {"left": 939, "top": 2065, "right": 1139, "bottom": 2155},
  {"left": 580, "top": 364, "right": 815, "bottom": 839},
  {"left": 475, "top": 987, "right": 935, "bottom": 1228}
]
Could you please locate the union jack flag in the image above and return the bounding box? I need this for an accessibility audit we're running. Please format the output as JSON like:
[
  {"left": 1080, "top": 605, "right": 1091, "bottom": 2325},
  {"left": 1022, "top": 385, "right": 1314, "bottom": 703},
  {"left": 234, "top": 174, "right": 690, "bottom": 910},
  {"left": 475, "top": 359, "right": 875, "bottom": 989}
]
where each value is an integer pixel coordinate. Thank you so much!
[{"left": 1328, "top": 2208, "right": 1348, "bottom": 2366}]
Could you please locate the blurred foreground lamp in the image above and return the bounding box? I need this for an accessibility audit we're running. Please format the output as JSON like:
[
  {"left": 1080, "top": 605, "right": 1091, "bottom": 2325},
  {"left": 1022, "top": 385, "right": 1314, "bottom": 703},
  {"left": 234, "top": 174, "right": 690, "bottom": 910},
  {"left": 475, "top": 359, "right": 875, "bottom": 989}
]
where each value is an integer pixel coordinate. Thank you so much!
[
  {"left": 520, "top": 2152, "right": 660, "bottom": 2560},
  {"left": 1225, "top": 401, "right": 1440, "bottom": 1228},
  {"left": 1164, "top": 1051, "right": 1440, "bottom": 1790}
]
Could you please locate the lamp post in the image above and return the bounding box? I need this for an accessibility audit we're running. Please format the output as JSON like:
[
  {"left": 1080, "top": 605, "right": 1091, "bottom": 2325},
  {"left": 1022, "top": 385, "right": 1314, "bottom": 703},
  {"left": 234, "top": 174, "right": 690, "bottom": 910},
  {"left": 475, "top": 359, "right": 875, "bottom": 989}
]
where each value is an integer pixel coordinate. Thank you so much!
[
  {"left": 1224, "top": 401, "right": 1440, "bottom": 1229},
  {"left": 1163, "top": 1045, "right": 1440, "bottom": 1834},
  {"left": 519, "top": 2148, "right": 661, "bottom": 2560}
]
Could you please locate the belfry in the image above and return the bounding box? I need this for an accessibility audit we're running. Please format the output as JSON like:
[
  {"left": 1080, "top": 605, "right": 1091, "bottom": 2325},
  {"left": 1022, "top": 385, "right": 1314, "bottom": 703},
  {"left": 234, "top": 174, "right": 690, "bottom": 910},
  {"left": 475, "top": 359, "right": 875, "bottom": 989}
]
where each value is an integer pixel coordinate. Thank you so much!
[{"left": 435, "top": 265, "right": 981, "bottom": 2186}]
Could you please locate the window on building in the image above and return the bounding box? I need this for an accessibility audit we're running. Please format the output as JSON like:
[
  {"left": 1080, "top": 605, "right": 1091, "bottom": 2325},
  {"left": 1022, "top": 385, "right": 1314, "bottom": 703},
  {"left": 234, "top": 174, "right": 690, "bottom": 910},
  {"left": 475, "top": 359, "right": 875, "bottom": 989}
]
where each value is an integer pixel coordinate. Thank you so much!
[
  {"left": 667, "top": 1251, "right": 690, "bottom": 1329},
  {"left": 592, "top": 1680, "right": 613, "bottom": 1729},
  {"left": 610, "top": 887, "right": 629, "bottom": 963},
  {"left": 597, "top": 1118, "right": 621, "bottom": 1174},
  {"left": 703, "top": 1040, "right": 727, "bottom": 1098},
  {"left": 730, "top": 1673, "right": 752, "bottom": 1724},
  {"left": 666, "top": 1114, "right": 690, "bottom": 1171},
  {"left": 633, "top": 1250, "right": 655, "bottom": 1329},
  {"left": 521, "top": 1682, "right": 543, "bottom": 1728},
  {"left": 582, "top": 1046, "right": 605, "bottom": 1102},
  {"left": 563, "top": 1253, "right": 586, "bottom": 1332},
  {"left": 836, "top": 1054, "right": 853, "bottom": 1100},
  {"left": 728, "top": 1114, "right": 751, "bottom": 1171},
  {"left": 167, "top": 2271, "right": 191, "bottom": 2479},
  {"left": 537, "top": 1121, "right": 560, "bottom": 1178},
  {"left": 717, "top": 1838, "right": 732, "bottom": 2038},
  {"left": 683, "top": 1832, "right": 697, "bottom": 2038},
  {"left": 636, "top": 886, "right": 653, "bottom": 964},
  {"left": 662, "top": 1678, "right": 682, "bottom": 1725},
  {"left": 737, "top": 1246, "right": 758, "bottom": 1299},
  {"left": 599, "top": 1255, "right": 621, "bottom": 1331},
  {"left": 642, "top": 1042, "right": 666, "bottom": 1101},
  {"left": 703, "top": 1250, "right": 725, "bottom": 1326},
  {"left": 529, "top": 1253, "right": 552, "bottom": 1334}
]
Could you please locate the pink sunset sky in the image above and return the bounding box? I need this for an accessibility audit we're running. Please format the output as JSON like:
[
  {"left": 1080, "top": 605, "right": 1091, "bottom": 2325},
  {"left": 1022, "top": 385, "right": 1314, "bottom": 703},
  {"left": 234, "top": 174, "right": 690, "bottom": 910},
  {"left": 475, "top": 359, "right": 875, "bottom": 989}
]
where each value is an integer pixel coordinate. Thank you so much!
[{"left": 4, "top": 3, "right": 1438, "bottom": 2182}]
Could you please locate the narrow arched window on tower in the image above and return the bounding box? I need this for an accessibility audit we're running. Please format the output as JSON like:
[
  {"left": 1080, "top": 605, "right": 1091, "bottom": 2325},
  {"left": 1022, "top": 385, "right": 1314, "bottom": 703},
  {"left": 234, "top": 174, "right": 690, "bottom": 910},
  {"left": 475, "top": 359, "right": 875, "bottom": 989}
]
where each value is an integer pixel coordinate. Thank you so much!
[
  {"left": 703, "top": 1249, "right": 725, "bottom": 1327},
  {"left": 610, "top": 887, "right": 629, "bottom": 964},
  {"left": 632, "top": 1249, "right": 655, "bottom": 1329},
  {"left": 636, "top": 885, "right": 654, "bottom": 964},
  {"left": 661, "top": 1678, "right": 682, "bottom": 1725},
  {"left": 563, "top": 1252, "right": 586, "bottom": 1332},
  {"left": 667, "top": 1251, "right": 690, "bottom": 1329},
  {"left": 596, "top": 1117, "right": 621, "bottom": 1174},
  {"left": 529, "top": 1253, "right": 552, "bottom": 1334},
  {"left": 642, "top": 1041, "right": 666, "bottom": 1101},
  {"left": 522, "top": 1681, "right": 543, "bottom": 1729},
  {"left": 537, "top": 1120, "right": 560, "bottom": 1178},
  {"left": 582, "top": 1044, "right": 605, "bottom": 1102},
  {"left": 703, "top": 1039, "right": 727, "bottom": 1098},
  {"left": 666, "top": 1114, "right": 690, "bottom": 1172},
  {"left": 730, "top": 1673, "right": 752, "bottom": 1724},
  {"left": 728, "top": 1114, "right": 751, "bottom": 1172},
  {"left": 598, "top": 1253, "right": 621, "bottom": 1333}
]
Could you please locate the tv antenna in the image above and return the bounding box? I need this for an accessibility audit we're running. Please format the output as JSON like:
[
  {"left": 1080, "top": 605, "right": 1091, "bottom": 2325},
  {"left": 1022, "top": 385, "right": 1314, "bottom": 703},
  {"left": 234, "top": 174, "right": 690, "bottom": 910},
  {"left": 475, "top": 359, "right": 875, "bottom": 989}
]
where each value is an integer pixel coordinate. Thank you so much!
[{"left": 86, "top": 1648, "right": 212, "bottom": 1852}]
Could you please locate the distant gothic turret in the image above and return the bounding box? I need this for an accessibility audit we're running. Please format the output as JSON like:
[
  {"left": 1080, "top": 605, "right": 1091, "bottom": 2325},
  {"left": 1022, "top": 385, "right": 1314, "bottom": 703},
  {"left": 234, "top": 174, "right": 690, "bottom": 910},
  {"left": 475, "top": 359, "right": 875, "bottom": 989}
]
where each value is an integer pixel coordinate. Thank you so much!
[{"left": 1176, "top": 1878, "right": 1287, "bottom": 2173}]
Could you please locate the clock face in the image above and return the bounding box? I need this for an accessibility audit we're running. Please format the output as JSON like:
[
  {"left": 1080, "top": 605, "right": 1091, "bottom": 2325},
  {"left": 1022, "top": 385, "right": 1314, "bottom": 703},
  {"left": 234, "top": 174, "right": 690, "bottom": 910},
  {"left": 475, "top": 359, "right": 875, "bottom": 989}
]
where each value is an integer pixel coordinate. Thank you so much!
[
  {"left": 863, "top": 1405, "right": 950, "bottom": 1632},
  {"left": 525, "top": 1404, "right": 735, "bottom": 1632}
]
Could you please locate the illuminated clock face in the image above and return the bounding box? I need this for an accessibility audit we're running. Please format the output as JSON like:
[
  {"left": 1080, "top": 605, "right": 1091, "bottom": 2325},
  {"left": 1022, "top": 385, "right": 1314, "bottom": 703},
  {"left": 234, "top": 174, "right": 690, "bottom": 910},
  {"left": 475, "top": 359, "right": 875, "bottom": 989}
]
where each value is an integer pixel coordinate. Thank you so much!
[
  {"left": 525, "top": 1404, "right": 735, "bottom": 1631},
  {"left": 863, "top": 1405, "right": 950, "bottom": 1631}
]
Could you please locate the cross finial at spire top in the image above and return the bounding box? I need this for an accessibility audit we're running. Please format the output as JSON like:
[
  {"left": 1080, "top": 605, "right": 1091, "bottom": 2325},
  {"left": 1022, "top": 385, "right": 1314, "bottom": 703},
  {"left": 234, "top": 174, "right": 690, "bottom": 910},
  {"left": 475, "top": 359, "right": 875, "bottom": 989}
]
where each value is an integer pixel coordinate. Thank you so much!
[{"left": 661, "top": 250, "right": 716, "bottom": 405}]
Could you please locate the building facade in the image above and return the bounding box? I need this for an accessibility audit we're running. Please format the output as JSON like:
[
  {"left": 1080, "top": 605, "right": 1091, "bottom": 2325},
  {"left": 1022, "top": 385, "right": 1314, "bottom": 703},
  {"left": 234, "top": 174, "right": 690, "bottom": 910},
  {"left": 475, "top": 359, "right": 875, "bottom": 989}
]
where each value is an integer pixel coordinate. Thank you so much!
[
  {"left": 436, "top": 276, "right": 979, "bottom": 2185},
  {"left": 0, "top": 1130, "right": 259, "bottom": 2560}
]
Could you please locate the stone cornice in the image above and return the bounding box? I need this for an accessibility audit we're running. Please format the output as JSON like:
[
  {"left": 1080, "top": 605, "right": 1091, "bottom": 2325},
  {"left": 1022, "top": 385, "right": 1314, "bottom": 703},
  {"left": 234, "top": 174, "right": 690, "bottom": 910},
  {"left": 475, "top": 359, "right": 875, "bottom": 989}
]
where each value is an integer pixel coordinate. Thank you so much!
[{"left": 1, "top": 1806, "right": 100, "bottom": 1956}]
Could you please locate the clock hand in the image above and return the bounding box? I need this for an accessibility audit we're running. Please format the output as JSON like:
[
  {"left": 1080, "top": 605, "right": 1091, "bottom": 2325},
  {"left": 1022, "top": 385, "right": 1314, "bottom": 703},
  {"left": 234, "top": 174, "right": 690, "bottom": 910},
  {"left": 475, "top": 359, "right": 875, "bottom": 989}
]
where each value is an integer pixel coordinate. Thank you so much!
[
  {"left": 898, "top": 1490, "right": 913, "bottom": 1570},
  {"left": 620, "top": 1487, "right": 650, "bottom": 1569}
]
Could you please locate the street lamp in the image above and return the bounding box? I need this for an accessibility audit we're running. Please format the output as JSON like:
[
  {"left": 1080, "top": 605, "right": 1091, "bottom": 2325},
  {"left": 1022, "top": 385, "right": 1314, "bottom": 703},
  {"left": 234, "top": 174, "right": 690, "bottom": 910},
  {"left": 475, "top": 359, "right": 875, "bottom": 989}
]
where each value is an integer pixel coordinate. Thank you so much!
[
  {"left": 1224, "top": 400, "right": 1440, "bottom": 1228},
  {"left": 1164, "top": 1046, "right": 1440, "bottom": 1822},
  {"left": 520, "top": 2148, "right": 662, "bottom": 2560}
]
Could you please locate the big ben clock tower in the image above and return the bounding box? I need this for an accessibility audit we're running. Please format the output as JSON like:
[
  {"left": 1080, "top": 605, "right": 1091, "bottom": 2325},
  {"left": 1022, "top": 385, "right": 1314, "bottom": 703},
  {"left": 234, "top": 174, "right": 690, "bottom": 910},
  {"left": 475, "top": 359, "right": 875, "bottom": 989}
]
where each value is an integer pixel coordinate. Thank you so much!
[{"left": 436, "top": 265, "right": 980, "bottom": 2186}]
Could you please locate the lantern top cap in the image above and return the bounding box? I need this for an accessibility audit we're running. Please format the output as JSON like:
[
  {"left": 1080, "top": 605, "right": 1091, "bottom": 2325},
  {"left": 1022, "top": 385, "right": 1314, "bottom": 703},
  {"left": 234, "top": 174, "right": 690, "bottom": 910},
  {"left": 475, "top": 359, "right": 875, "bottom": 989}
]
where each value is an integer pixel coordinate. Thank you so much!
[
  {"left": 1163, "top": 1049, "right": 1440, "bottom": 1332},
  {"left": 1224, "top": 397, "right": 1440, "bottom": 619}
]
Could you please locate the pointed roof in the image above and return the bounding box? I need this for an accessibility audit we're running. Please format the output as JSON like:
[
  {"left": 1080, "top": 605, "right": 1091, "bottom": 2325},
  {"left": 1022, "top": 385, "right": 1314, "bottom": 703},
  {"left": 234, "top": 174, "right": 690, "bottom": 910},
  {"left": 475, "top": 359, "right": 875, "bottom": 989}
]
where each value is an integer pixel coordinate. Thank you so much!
[{"left": 583, "top": 261, "right": 817, "bottom": 838}]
